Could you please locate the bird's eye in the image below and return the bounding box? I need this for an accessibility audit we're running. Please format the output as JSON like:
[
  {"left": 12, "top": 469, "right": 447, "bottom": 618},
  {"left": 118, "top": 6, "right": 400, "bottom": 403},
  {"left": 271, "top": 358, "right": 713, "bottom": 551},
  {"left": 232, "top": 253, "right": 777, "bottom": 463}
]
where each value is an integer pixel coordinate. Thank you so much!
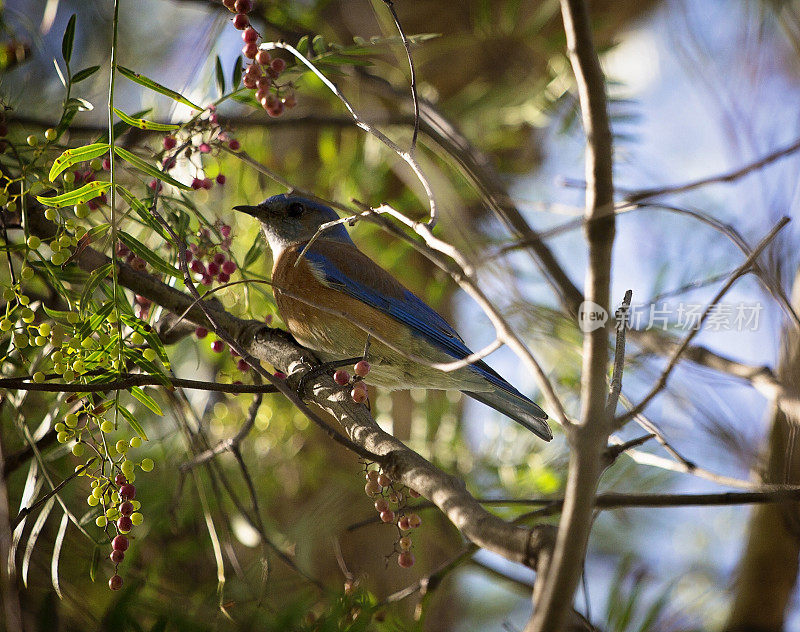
[{"left": 287, "top": 202, "right": 304, "bottom": 218}]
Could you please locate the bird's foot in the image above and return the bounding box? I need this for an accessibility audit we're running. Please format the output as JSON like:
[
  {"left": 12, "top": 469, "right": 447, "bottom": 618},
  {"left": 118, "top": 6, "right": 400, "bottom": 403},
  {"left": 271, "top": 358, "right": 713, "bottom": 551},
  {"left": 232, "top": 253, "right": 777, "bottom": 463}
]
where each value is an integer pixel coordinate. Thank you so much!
[{"left": 298, "top": 356, "right": 362, "bottom": 398}]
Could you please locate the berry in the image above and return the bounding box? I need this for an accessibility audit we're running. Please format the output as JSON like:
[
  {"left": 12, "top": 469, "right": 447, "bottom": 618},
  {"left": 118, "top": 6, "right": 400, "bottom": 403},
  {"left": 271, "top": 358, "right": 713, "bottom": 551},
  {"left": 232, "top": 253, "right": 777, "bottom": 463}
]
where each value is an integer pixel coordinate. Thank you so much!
[
  {"left": 163, "top": 136, "right": 177, "bottom": 150},
  {"left": 223, "top": 0, "right": 236, "bottom": 9},
  {"left": 266, "top": 98, "right": 284, "bottom": 118},
  {"left": 379, "top": 510, "right": 395, "bottom": 524},
  {"left": 26, "top": 135, "right": 38, "bottom": 147},
  {"left": 407, "top": 513, "right": 421, "bottom": 528},
  {"left": 256, "top": 50, "right": 271, "bottom": 66},
  {"left": 398, "top": 516, "right": 410, "bottom": 531},
  {"left": 228, "top": 139, "right": 240, "bottom": 151},
  {"left": 102, "top": 157, "right": 111, "bottom": 170},
  {"left": 221, "top": 260, "right": 236, "bottom": 274},
  {"left": 234, "top": 0, "right": 251, "bottom": 12},
  {"left": 190, "top": 260, "right": 205, "bottom": 274},
  {"left": 112, "top": 535, "right": 129, "bottom": 551},
  {"left": 217, "top": 272, "right": 230, "bottom": 283},
  {"left": 232, "top": 13, "right": 248, "bottom": 29},
  {"left": 237, "top": 359, "right": 250, "bottom": 372},
  {"left": 117, "top": 516, "right": 133, "bottom": 532},
  {"left": 397, "top": 552, "right": 415, "bottom": 568},
  {"left": 109, "top": 574, "right": 123, "bottom": 590},
  {"left": 243, "top": 74, "right": 257, "bottom": 89},
  {"left": 351, "top": 387, "right": 367, "bottom": 404},
  {"left": 110, "top": 549, "right": 125, "bottom": 564},
  {"left": 119, "top": 484, "right": 136, "bottom": 500},
  {"left": 129, "top": 437, "right": 142, "bottom": 448},
  {"left": 195, "top": 327, "right": 208, "bottom": 339},
  {"left": 191, "top": 177, "right": 203, "bottom": 190},
  {"left": 374, "top": 498, "right": 389, "bottom": 513},
  {"left": 242, "top": 42, "right": 258, "bottom": 59},
  {"left": 115, "top": 473, "right": 127, "bottom": 486},
  {"left": 216, "top": 173, "right": 226, "bottom": 185},
  {"left": 211, "top": 340, "right": 224, "bottom": 352},
  {"left": 399, "top": 536, "right": 412, "bottom": 550},
  {"left": 140, "top": 458, "right": 154, "bottom": 472},
  {"left": 283, "top": 93, "right": 297, "bottom": 109},
  {"left": 333, "top": 369, "right": 350, "bottom": 385},
  {"left": 365, "top": 481, "right": 381, "bottom": 496},
  {"left": 354, "top": 360, "right": 370, "bottom": 377},
  {"left": 120, "top": 501, "right": 134, "bottom": 516},
  {"left": 44, "top": 128, "right": 57, "bottom": 141},
  {"left": 366, "top": 470, "right": 379, "bottom": 481},
  {"left": 198, "top": 142, "right": 211, "bottom": 154},
  {"left": 242, "top": 27, "right": 258, "bottom": 43},
  {"left": 207, "top": 261, "right": 219, "bottom": 276},
  {"left": 270, "top": 58, "right": 286, "bottom": 73}
]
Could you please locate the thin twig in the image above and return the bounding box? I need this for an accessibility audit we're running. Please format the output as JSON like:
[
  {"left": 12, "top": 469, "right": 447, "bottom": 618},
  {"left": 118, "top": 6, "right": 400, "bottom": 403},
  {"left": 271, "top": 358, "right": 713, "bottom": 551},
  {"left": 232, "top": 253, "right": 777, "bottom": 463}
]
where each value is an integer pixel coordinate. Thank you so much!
[
  {"left": 0, "top": 373, "right": 279, "bottom": 394},
  {"left": 605, "top": 290, "right": 632, "bottom": 417}
]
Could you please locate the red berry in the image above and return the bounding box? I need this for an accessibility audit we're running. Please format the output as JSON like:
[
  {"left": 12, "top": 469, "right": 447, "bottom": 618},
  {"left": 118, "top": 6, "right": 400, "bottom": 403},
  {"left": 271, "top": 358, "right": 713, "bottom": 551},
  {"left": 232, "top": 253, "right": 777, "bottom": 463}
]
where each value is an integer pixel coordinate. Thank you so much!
[
  {"left": 202, "top": 178, "right": 213, "bottom": 190},
  {"left": 398, "top": 516, "right": 410, "bottom": 531},
  {"left": 117, "top": 516, "right": 133, "bottom": 532},
  {"left": 270, "top": 58, "right": 286, "bottom": 73},
  {"left": 211, "top": 340, "right": 224, "bottom": 352},
  {"left": 379, "top": 510, "right": 395, "bottom": 523},
  {"left": 119, "top": 484, "right": 136, "bottom": 500},
  {"left": 217, "top": 271, "right": 230, "bottom": 283},
  {"left": 163, "top": 136, "right": 176, "bottom": 150},
  {"left": 110, "top": 549, "right": 125, "bottom": 564},
  {"left": 243, "top": 74, "right": 257, "bottom": 89},
  {"left": 109, "top": 574, "right": 123, "bottom": 590},
  {"left": 407, "top": 513, "right": 421, "bottom": 528},
  {"left": 102, "top": 157, "right": 111, "bottom": 170},
  {"left": 266, "top": 99, "right": 285, "bottom": 118},
  {"left": 216, "top": 174, "right": 226, "bottom": 185},
  {"left": 228, "top": 139, "right": 240, "bottom": 151},
  {"left": 399, "top": 536, "right": 412, "bottom": 550},
  {"left": 351, "top": 386, "right": 367, "bottom": 404},
  {"left": 242, "top": 27, "right": 258, "bottom": 43},
  {"left": 223, "top": 0, "right": 236, "bottom": 9},
  {"left": 333, "top": 369, "right": 350, "bottom": 385},
  {"left": 374, "top": 498, "right": 389, "bottom": 513},
  {"left": 237, "top": 359, "right": 250, "bottom": 372},
  {"left": 242, "top": 43, "right": 258, "bottom": 59},
  {"left": 232, "top": 13, "right": 248, "bottom": 29},
  {"left": 114, "top": 473, "right": 127, "bottom": 486},
  {"left": 191, "top": 177, "right": 202, "bottom": 190},
  {"left": 234, "top": 0, "right": 251, "bottom": 12},
  {"left": 365, "top": 481, "right": 381, "bottom": 496},
  {"left": 274, "top": 371, "right": 286, "bottom": 379},
  {"left": 120, "top": 501, "right": 134, "bottom": 516},
  {"left": 397, "top": 552, "right": 415, "bottom": 568},
  {"left": 256, "top": 50, "right": 271, "bottom": 66},
  {"left": 283, "top": 94, "right": 297, "bottom": 109},
  {"left": 207, "top": 261, "right": 220, "bottom": 276},
  {"left": 198, "top": 142, "right": 211, "bottom": 153},
  {"left": 354, "top": 361, "right": 370, "bottom": 377},
  {"left": 190, "top": 260, "right": 205, "bottom": 274},
  {"left": 377, "top": 473, "right": 391, "bottom": 487},
  {"left": 256, "top": 76, "right": 271, "bottom": 91},
  {"left": 222, "top": 260, "right": 236, "bottom": 274},
  {"left": 112, "top": 535, "right": 129, "bottom": 551}
]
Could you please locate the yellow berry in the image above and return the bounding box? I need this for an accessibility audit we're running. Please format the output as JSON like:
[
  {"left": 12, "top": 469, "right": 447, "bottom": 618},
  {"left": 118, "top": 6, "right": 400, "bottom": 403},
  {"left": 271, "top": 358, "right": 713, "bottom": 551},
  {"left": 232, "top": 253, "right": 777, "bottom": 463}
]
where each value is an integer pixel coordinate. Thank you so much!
[
  {"left": 0, "top": 319, "right": 11, "bottom": 331},
  {"left": 129, "top": 437, "right": 142, "bottom": 448},
  {"left": 74, "top": 203, "right": 89, "bottom": 218},
  {"left": 56, "top": 432, "right": 69, "bottom": 443},
  {"left": 140, "top": 458, "right": 154, "bottom": 472},
  {"left": 26, "top": 135, "right": 38, "bottom": 147},
  {"left": 115, "top": 440, "right": 128, "bottom": 454},
  {"left": 44, "top": 128, "right": 57, "bottom": 141},
  {"left": 38, "top": 322, "right": 51, "bottom": 336},
  {"left": 32, "top": 371, "right": 45, "bottom": 383},
  {"left": 131, "top": 500, "right": 141, "bottom": 510},
  {"left": 95, "top": 516, "right": 107, "bottom": 528},
  {"left": 100, "top": 420, "right": 114, "bottom": 433},
  {"left": 44, "top": 208, "right": 57, "bottom": 220},
  {"left": 87, "top": 495, "right": 99, "bottom": 507},
  {"left": 26, "top": 235, "right": 41, "bottom": 249},
  {"left": 20, "top": 267, "right": 33, "bottom": 281},
  {"left": 130, "top": 332, "right": 144, "bottom": 345},
  {"left": 63, "top": 171, "right": 75, "bottom": 184},
  {"left": 21, "top": 308, "right": 35, "bottom": 323},
  {"left": 121, "top": 460, "right": 134, "bottom": 476},
  {"left": 34, "top": 336, "right": 47, "bottom": 346},
  {"left": 72, "top": 360, "right": 85, "bottom": 373},
  {"left": 142, "top": 348, "right": 156, "bottom": 362},
  {"left": 130, "top": 512, "right": 143, "bottom": 526},
  {"left": 72, "top": 443, "right": 85, "bottom": 456},
  {"left": 64, "top": 412, "right": 78, "bottom": 427},
  {"left": 6, "top": 200, "right": 16, "bottom": 212}
]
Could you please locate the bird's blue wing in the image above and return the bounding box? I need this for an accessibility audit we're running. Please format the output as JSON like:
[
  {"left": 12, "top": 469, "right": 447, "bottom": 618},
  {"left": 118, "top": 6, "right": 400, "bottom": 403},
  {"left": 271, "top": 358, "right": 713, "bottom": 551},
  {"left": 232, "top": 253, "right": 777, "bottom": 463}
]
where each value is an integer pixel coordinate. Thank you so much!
[{"left": 303, "top": 246, "right": 524, "bottom": 396}]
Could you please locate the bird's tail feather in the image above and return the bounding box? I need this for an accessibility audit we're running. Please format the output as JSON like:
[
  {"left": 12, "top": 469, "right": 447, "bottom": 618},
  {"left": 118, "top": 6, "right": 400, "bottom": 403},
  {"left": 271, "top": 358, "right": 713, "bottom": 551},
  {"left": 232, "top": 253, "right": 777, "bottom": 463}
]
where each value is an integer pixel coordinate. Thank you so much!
[{"left": 464, "top": 389, "right": 552, "bottom": 441}]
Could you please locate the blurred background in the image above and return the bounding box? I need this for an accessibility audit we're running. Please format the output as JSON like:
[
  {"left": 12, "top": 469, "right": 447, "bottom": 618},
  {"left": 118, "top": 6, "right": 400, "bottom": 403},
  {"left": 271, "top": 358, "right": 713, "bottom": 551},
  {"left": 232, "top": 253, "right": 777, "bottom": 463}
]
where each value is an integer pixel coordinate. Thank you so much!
[{"left": 1, "top": 0, "right": 800, "bottom": 630}]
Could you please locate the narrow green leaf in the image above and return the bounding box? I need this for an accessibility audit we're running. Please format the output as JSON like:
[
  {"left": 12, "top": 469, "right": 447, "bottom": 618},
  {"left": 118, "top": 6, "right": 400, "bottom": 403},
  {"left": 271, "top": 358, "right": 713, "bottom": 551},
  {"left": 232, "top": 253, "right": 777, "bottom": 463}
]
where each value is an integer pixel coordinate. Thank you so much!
[
  {"left": 65, "top": 97, "right": 93, "bottom": 112},
  {"left": 117, "top": 186, "right": 169, "bottom": 239},
  {"left": 49, "top": 143, "right": 109, "bottom": 182},
  {"left": 119, "top": 404, "right": 151, "bottom": 440},
  {"left": 113, "top": 146, "right": 190, "bottom": 191},
  {"left": 22, "top": 497, "right": 56, "bottom": 587},
  {"left": 118, "top": 66, "right": 203, "bottom": 110},
  {"left": 123, "top": 347, "right": 171, "bottom": 386},
  {"left": 37, "top": 181, "right": 111, "bottom": 208},
  {"left": 51, "top": 512, "right": 69, "bottom": 600},
  {"left": 131, "top": 386, "right": 163, "bottom": 416},
  {"left": 243, "top": 237, "right": 264, "bottom": 269},
  {"left": 215, "top": 55, "right": 226, "bottom": 97},
  {"left": 96, "top": 109, "right": 152, "bottom": 144},
  {"left": 71, "top": 65, "right": 101, "bottom": 83},
  {"left": 79, "top": 263, "right": 113, "bottom": 313},
  {"left": 112, "top": 108, "right": 179, "bottom": 132},
  {"left": 89, "top": 545, "right": 100, "bottom": 583},
  {"left": 117, "top": 231, "right": 181, "bottom": 278},
  {"left": 53, "top": 59, "right": 67, "bottom": 89},
  {"left": 62, "top": 15, "right": 76, "bottom": 65},
  {"left": 231, "top": 56, "right": 243, "bottom": 90}
]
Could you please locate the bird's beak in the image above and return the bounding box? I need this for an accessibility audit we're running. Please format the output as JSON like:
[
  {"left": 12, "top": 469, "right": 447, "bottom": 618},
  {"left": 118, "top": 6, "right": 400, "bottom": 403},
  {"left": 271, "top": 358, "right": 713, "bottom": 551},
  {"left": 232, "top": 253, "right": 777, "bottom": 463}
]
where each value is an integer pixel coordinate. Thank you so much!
[{"left": 233, "top": 204, "right": 259, "bottom": 217}]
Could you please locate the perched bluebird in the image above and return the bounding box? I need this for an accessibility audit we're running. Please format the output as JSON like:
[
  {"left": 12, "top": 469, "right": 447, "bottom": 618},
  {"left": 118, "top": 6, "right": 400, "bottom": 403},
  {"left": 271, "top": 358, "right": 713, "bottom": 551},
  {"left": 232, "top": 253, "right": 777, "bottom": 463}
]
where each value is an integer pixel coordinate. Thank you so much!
[{"left": 233, "top": 194, "right": 552, "bottom": 441}]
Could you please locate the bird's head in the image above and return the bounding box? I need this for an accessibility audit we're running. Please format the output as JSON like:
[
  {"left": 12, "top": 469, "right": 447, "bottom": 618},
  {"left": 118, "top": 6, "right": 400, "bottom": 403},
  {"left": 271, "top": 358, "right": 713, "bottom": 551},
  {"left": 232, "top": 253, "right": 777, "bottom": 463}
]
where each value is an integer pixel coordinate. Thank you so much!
[{"left": 233, "top": 194, "right": 353, "bottom": 257}]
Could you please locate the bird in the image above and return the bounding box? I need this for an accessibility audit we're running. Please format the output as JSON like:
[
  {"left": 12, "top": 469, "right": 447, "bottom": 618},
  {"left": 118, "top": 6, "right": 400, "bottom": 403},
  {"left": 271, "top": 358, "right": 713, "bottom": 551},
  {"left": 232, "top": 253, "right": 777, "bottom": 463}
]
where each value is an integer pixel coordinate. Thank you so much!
[{"left": 233, "top": 194, "right": 552, "bottom": 441}]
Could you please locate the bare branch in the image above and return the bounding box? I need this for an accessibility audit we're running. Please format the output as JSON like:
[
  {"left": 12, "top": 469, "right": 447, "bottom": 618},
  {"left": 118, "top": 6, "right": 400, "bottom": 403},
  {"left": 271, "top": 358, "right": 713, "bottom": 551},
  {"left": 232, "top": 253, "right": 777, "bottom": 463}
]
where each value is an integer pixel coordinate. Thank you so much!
[{"left": 606, "top": 290, "right": 632, "bottom": 418}]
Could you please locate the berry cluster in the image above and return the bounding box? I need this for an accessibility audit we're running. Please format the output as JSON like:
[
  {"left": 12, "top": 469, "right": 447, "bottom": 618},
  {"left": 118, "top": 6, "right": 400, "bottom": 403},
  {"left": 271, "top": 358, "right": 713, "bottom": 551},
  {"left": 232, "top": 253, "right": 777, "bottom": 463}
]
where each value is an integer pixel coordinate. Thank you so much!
[
  {"left": 362, "top": 466, "right": 422, "bottom": 568},
  {"left": 186, "top": 223, "right": 237, "bottom": 286},
  {"left": 105, "top": 474, "right": 144, "bottom": 590},
  {"left": 223, "top": 0, "right": 297, "bottom": 117},
  {"left": 334, "top": 360, "right": 371, "bottom": 404}
]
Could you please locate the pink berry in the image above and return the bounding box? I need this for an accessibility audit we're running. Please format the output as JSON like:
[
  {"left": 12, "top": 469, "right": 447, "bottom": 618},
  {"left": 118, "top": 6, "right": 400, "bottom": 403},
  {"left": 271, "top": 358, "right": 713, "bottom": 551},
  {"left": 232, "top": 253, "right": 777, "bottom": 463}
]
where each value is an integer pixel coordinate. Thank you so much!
[
  {"left": 266, "top": 99, "right": 284, "bottom": 118},
  {"left": 163, "top": 136, "right": 176, "bottom": 150},
  {"left": 365, "top": 481, "right": 381, "bottom": 496},
  {"left": 366, "top": 470, "right": 379, "bottom": 481},
  {"left": 234, "top": 0, "right": 251, "bottom": 12},
  {"left": 283, "top": 93, "right": 297, "bottom": 109},
  {"left": 379, "top": 510, "right": 395, "bottom": 523},
  {"left": 191, "top": 177, "right": 202, "bottom": 190},
  {"left": 374, "top": 498, "right": 389, "bottom": 513},
  {"left": 216, "top": 174, "right": 226, "bottom": 185},
  {"left": 120, "top": 501, "right": 134, "bottom": 516},
  {"left": 114, "top": 474, "right": 127, "bottom": 486},
  {"left": 398, "top": 516, "right": 410, "bottom": 531},
  {"left": 109, "top": 574, "right": 123, "bottom": 590},
  {"left": 377, "top": 473, "right": 391, "bottom": 487},
  {"left": 243, "top": 75, "right": 257, "bottom": 89},
  {"left": 228, "top": 139, "right": 240, "bottom": 151},
  {"left": 397, "top": 552, "right": 415, "bottom": 568},
  {"left": 102, "top": 157, "right": 111, "bottom": 170},
  {"left": 242, "top": 43, "right": 258, "bottom": 59},
  {"left": 333, "top": 369, "right": 350, "bottom": 386},
  {"left": 112, "top": 535, "right": 129, "bottom": 551},
  {"left": 407, "top": 513, "right": 421, "bottom": 528},
  {"left": 220, "top": 224, "right": 231, "bottom": 238},
  {"left": 119, "top": 484, "right": 136, "bottom": 500},
  {"left": 256, "top": 76, "right": 271, "bottom": 90},
  {"left": 117, "top": 516, "right": 133, "bottom": 532},
  {"left": 222, "top": 260, "right": 236, "bottom": 274},
  {"left": 256, "top": 50, "right": 271, "bottom": 66},
  {"left": 351, "top": 386, "right": 367, "bottom": 404},
  {"left": 354, "top": 360, "right": 370, "bottom": 377},
  {"left": 270, "top": 58, "right": 286, "bottom": 73},
  {"left": 110, "top": 549, "right": 125, "bottom": 564},
  {"left": 198, "top": 143, "right": 211, "bottom": 154},
  {"left": 237, "top": 359, "right": 250, "bottom": 372},
  {"left": 242, "top": 27, "right": 258, "bottom": 43},
  {"left": 232, "top": 13, "right": 248, "bottom": 29},
  {"left": 211, "top": 340, "right": 224, "bottom": 353},
  {"left": 399, "top": 536, "right": 412, "bottom": 550}
]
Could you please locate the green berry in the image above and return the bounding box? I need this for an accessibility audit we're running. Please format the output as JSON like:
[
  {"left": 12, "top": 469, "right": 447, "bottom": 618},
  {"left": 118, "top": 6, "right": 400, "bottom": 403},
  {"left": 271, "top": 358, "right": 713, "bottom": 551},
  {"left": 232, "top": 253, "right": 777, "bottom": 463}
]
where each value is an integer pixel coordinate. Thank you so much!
[
  {"left": 17, "top": 294, "right": 28, "bottom": 306},
  {"left": 72, "top": 443, "right": 85, "bottom": 456},
  {"left": 140, "top": 458, "right": 154, "bottom": 472},
  {"left": 106, "top": 507, "right": 119, "bottom": 519},
  {"left": 95, "top": 516, "right": 107, "bottom": 528},
  {"left": 13, "top": 333, "right": 27, "bottom": 349},
  {"left": 32, "top": 371, "right": 46, "bottom": 383},
  {"left": 63, "top": 171, "right": 75, "bottom": 184},
  {"left": 34, "top": 336, "right": 47, "bottom": 346},
  {"left": 74, "top": 203, "right": 89, "bottom": 218},
  {"left": 65, "top": 412, "right": 78, "bottom": 427},
  {"left": 26, "top": 135, "right": 38, "bottom": 147},
  {"left": 142, "top": 348, "right": 156, "bottom": 362},
  {"left": 75, "top": 225, "right": 87, "bottom": 238},
  {"left": 57, "top": 432, "right": 69, "bottom": 443},
  {"left": 6, "top": 200, "right": 16, "bottom": 212},
  {"left": 100, "top": 420, "right": 114, "bottom": 433},
  {"left": 26, "top": 235, "right": 41, "bottom": 249},
  {"left": 2, "top": 288, "right": 13, "bottom": 301},
  {"left": 87, "top": 494, "right": 99, "bottom": 507},
  {"left": 44, "top": 128, "right": 57, "bottom": 141},
  {"left": 130, "top": 512, "right": 143, "bottom": 526},
  {"left": 90, "top": 158, "right": 102, "bottom": 170},
  {"left": 130, "top": 332, "right": 144, "bottom": 345},
  {"left": 72, "top": 360, "right": 85, "bottom": 373},
  {"left": 50, "top": 251, "right": 66, "bottom": 266},
  {"left": 55, "top": 423, "right": 66, "bottom": 433},
  {"left": 38, "top": 322, "right": 51, "bottom": 336},
  {"left": 131, "top": 500, "right": 141, "bottom": 511},
  {"left": 53, "top": 363, "right": 65, "bottom": 374},
  {"left": 21, "top": 308, "right": 35, "bottom": 323},
  {"left": 129, "top": 437, "right": 142, "bottom": 448},
  {"left": 121, "top": 460, "right": 134, "bottom": 477},
  {"left": 0, "top": 319, "right": 12, "bottom": 331},
  {"left": 115, "top": 440, "right": 128, "bottom": 454},
  {"left": 63, "top": 369, "right": 75, "bottom": 381},
  {"left": 19, "top": 267, "right": 33, "bottom": 281},
  {"left": 44, "top": 208, "right": 57, "bottom": 220}
]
